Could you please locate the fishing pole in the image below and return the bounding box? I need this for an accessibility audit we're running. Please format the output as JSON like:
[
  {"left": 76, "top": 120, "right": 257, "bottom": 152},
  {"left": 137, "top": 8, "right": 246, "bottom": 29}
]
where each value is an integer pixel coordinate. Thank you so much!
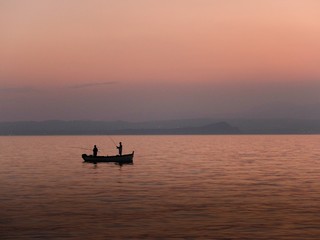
[
  {"left": 108, "top": 136, "right": 117, "bottom": 147},
  {"left": 70, "top": 146, "right": 106, "bottom": 153}
]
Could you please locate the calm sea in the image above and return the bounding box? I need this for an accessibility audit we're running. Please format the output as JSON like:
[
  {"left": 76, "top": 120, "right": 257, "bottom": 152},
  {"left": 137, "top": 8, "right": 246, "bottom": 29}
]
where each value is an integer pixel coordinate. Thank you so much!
[{"left": 1, "top": 135, "right": 320, "bottom": 239}]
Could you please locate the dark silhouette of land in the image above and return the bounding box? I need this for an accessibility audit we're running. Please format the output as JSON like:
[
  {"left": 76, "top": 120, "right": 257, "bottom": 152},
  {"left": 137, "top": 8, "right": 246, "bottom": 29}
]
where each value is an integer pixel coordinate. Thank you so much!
[
  {"left": 0, "top": 120, "right": 239, "bottom": 135},
  {"left": 0, "top": 118, "right": 319, "bottom": 135}
]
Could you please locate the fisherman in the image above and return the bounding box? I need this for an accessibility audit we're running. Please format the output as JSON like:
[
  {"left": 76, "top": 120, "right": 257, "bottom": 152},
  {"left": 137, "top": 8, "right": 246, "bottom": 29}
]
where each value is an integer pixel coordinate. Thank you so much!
[
  {"left": 93, "top": 145, "right": 98, "bottom": 157},
  {"left": 116, "top": 142, "right": 123, "bottom": 156}
]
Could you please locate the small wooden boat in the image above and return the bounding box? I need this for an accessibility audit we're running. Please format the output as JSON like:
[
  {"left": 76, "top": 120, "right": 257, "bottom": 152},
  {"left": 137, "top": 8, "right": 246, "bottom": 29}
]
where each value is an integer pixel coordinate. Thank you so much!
[{"left": 82, "top": 151, "right": 134, "bottom": 164}]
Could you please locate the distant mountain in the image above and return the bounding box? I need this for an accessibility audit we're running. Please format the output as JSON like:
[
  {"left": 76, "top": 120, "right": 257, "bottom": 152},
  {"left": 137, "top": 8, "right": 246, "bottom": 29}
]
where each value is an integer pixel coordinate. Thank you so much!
[
  {"left": 0, "top": 120, "right": 239, "bottom": 135},
  {"left": 227, "top": 118, "right": 320, "bottom": 134},
  {"left": 0, "top": 118, "right": 319, "bottom": 135},
  {"left": 113, "top": 122, "right": 240, "bottom": 135}
]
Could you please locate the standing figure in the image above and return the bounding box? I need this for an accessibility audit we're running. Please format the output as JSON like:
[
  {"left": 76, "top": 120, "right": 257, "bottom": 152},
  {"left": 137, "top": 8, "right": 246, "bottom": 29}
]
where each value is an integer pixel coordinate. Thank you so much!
[
  {"left": 93, "top": 145, "right": 98, "bottom": 157},
  {"left": 116, "top": 142, "right": 123, "bottom": 156}
]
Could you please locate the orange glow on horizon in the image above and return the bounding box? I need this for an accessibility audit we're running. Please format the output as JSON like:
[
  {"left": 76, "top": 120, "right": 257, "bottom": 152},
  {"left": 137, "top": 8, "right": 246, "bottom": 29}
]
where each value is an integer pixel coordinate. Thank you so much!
[{"left": 1, "top": 0, "right": 320, "bottom": 86}]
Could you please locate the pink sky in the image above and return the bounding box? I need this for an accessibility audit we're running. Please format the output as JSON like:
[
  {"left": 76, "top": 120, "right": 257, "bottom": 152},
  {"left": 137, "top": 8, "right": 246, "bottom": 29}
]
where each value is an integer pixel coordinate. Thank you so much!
[{"left": 1, "top": 1, "right": 320, "bottom": 121}]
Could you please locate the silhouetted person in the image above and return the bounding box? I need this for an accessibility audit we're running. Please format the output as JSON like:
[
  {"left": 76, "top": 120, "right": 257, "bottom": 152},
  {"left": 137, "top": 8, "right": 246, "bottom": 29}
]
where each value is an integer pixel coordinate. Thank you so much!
[
  {"left": 116, "top": 142, "right": 122, "bottom": 156},
  {"left": 93, "top": 145, "right": 98, "bottom": 157}
]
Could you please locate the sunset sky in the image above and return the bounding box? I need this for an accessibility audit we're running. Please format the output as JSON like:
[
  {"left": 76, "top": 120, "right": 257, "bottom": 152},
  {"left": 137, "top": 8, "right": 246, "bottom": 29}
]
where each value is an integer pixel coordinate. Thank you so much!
[{"left": 1, "top": 0, "right": 320, "bottom": 121}]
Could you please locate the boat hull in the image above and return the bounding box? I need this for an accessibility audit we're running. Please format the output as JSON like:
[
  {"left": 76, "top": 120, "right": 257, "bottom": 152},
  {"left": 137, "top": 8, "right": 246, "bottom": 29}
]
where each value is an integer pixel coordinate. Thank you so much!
[{"left": 82, "top": 151, "right": 134, "bottom": 163}]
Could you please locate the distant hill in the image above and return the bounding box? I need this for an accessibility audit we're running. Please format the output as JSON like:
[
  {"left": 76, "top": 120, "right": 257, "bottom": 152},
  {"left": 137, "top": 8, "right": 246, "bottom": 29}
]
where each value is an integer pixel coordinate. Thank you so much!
[
  {"left": 226, "top": 118, "right": 320, "bottom": 134},
  {"left": 0, "top": 118, "right": 319, "bottom": 135},
  {"left": 0, "top": 120, "right": 239, "bottom": 135},
  {"left": 113, "top": 122, "right": 240, "bottom": 135}
]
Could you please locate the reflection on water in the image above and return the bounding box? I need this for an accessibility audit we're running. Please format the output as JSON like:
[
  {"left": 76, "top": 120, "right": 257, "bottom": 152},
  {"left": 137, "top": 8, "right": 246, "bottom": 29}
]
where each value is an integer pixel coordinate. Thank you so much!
[
  {"left": 83, "top": 161, "right": 133, "bottom": 168},
  {"left": 0, "top": 135, "right": 320, "bottom": 239}
]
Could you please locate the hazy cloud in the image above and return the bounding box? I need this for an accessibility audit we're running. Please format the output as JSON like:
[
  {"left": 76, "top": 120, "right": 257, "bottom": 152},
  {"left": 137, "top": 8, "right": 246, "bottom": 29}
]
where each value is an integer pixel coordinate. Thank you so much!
[
  {"left": 69, "top": 81, "right": 117, "bottom": 89},
  {"left": 0, "top": 86, "right": 39, "bottom": 93},
  {"left": 1, "top": 81, "right": 319, "bottom": 121}
]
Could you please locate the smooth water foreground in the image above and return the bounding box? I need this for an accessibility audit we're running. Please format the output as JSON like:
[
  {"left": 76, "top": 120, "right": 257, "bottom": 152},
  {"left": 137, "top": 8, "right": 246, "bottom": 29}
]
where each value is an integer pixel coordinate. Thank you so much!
[{"left": 1, "top": 135, "right": 320, "bottom": 239}]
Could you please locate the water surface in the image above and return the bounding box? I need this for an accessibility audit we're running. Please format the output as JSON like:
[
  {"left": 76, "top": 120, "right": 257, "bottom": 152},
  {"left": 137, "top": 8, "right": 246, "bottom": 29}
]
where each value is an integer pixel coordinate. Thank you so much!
[{"left": 1, "top": 135, "right": 320, "bottom": 239}]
